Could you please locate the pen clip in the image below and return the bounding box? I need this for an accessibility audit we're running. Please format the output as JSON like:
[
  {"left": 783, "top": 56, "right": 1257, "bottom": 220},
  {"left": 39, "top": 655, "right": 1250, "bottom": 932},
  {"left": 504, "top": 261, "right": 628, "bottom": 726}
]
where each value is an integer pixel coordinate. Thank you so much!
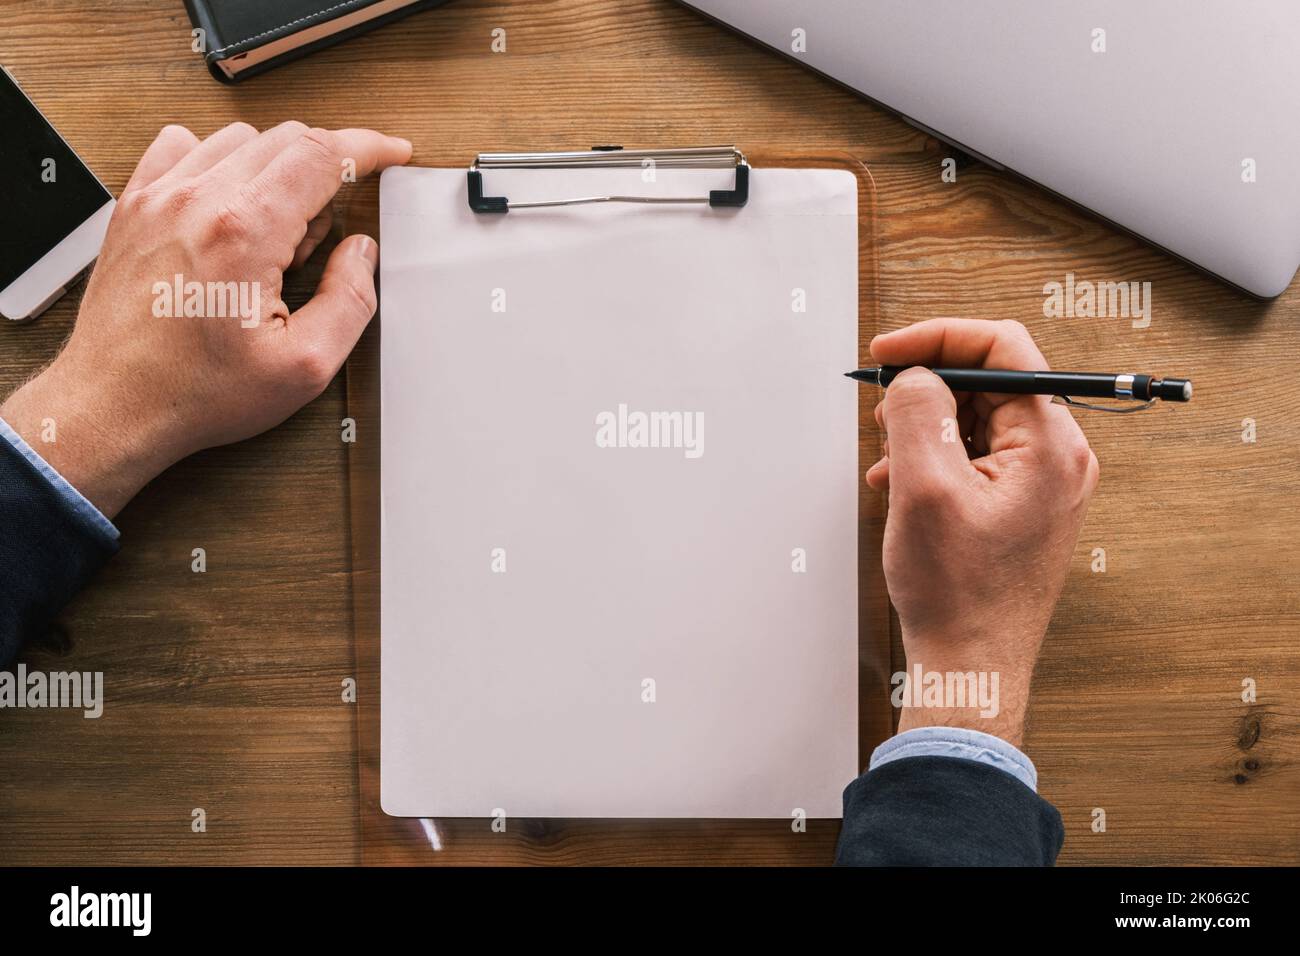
[{"left": 1052, "top": 395, "right": 1156, "bottom": 414}]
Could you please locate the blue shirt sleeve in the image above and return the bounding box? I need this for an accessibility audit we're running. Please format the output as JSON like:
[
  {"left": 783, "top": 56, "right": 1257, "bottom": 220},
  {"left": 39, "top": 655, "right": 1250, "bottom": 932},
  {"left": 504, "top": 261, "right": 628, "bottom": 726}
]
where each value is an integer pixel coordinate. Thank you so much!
[
  {"left": 869, "top": 725, "right": 1039, "bottom": 792},
  {"left": 0, "top": 418, "right": 119, "bottom": 544}
]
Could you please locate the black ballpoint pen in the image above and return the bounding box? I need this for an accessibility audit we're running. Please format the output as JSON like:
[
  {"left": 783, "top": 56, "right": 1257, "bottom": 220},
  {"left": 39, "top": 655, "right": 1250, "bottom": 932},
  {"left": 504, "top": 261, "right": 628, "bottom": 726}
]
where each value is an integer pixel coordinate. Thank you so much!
[{"left": 844, "top": 366, "right": 1193, "bottom": 405}]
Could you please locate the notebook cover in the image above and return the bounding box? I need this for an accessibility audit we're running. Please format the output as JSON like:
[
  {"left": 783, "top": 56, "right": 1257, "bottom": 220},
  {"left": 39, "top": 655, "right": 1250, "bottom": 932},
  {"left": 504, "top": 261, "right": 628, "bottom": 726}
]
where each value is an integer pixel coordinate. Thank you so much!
[{"left": 182, "top": 0, "right": 452, "bottom": 84}]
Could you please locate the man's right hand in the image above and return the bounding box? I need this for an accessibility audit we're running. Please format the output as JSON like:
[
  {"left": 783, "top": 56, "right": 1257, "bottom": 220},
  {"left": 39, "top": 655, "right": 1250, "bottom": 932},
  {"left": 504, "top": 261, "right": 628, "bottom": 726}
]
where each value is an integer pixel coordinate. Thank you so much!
[{"left": 867, "top": 319, "right": 1100, "bottom": 745}]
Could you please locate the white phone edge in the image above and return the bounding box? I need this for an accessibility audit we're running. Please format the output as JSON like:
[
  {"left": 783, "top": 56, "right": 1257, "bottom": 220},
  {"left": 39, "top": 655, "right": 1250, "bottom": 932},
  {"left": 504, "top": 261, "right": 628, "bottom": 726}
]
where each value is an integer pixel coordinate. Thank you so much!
[{"left": 0, "top": 198, "right": 115, "bottom": 322}]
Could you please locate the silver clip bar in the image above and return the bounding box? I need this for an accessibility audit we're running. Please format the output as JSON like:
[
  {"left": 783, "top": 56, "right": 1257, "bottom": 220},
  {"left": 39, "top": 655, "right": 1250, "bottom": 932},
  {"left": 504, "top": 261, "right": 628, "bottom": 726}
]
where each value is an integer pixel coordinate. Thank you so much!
[{"left": 467, "top": 146, "right": 750, "bottom": 213}]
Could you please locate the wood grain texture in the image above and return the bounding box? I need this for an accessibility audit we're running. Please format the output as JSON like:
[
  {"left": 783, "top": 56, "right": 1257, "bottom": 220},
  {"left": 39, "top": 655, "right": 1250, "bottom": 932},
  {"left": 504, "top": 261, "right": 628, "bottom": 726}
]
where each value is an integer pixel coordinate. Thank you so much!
[{"left": 1, "top": 0, "right": 1296, "bottom": 865}]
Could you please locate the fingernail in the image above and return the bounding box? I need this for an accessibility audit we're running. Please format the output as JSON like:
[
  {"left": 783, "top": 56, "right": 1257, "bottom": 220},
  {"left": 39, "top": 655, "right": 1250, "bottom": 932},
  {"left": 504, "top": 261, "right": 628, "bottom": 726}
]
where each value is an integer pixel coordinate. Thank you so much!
[
  {"left": 392, "top": 136, "right": 413, "bottom": 153},
  {"left": 351, "top": 234, "right": 379, "bottom": 268}
]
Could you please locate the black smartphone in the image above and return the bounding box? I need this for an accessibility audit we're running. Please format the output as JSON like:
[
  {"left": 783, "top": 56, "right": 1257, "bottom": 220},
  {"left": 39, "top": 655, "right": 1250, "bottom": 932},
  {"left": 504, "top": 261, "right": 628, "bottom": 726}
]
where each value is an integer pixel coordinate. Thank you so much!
[{"left": 0, "top": 65, "right": 114, "bottom": 321}]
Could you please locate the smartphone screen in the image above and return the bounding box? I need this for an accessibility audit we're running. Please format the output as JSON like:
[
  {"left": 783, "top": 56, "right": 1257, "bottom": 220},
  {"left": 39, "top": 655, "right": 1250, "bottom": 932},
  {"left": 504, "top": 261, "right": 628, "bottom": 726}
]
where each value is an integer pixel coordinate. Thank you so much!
[{"left": 0, "top": 68, "right": 112, "bottom": 292}]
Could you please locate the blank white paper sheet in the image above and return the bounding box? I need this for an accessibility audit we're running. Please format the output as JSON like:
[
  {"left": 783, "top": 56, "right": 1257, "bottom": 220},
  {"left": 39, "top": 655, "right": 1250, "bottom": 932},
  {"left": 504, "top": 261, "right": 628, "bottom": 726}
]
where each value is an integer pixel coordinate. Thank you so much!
[{"left": 379, "top": 163, "right": 859, "bottom": 818}]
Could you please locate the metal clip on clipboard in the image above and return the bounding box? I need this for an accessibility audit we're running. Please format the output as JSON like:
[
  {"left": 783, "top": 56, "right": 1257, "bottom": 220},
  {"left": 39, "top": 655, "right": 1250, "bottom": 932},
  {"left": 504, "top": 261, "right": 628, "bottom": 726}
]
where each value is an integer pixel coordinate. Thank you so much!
[{"left": 467, "top": 145, "right": 750, "bottom": 213}]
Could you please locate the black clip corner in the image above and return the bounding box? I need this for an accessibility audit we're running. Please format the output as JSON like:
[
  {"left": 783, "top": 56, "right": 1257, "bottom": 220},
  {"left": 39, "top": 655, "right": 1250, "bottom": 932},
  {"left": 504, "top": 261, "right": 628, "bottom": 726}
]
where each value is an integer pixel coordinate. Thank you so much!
[
  {"left": 467, "top": 170, "right": 508, "bottom": 214},
  {"left": 709, "top": 163, "right": 749, "bottom": 208}
]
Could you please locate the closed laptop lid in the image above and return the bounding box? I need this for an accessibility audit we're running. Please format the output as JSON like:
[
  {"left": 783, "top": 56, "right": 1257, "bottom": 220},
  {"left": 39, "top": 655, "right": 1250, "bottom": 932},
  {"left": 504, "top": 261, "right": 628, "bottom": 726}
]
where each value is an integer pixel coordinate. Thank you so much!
[{"left": 681, "top": 0, "right": 1300, "bottom": 297}]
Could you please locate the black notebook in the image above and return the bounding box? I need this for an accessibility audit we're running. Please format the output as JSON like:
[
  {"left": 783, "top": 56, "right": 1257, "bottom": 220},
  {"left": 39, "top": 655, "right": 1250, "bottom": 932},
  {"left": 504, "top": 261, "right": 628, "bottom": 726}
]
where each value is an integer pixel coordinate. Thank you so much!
[{"left": 183, "top": 0, "right": 451, "bottom": 83}]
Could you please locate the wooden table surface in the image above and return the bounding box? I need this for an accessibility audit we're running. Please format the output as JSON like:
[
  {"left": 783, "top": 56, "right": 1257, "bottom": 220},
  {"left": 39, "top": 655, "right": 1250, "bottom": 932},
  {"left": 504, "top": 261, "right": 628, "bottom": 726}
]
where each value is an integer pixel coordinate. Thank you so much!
[{"left": 1, "top": 0, "right": 1297, "bottom": 866}]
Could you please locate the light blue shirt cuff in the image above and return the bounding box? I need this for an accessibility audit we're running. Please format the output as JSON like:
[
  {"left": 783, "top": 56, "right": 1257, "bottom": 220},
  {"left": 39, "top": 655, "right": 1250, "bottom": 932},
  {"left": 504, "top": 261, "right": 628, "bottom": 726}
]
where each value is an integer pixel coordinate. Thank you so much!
[
  {"left": 869, "top": 726, "right": 1039, "bottom": 793},
  {"left": 0, "top": 417, "right": 119, "bottom": 543}
]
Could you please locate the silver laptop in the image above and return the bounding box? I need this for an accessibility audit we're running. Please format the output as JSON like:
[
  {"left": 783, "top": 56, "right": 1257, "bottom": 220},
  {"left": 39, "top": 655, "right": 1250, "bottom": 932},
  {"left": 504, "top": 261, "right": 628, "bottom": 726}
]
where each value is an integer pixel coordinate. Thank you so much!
[{"left": 679, "top": 0, "right": 1300, "bottom": 298}]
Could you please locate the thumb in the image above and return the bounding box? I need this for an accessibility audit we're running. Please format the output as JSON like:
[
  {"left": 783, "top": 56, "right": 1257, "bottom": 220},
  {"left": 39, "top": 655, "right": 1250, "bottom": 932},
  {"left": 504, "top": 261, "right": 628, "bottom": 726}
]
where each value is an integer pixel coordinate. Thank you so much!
[
  {"left": 291, "top": 234, "right": 380, "bottom": 359},
  {"left": 879, "top": 367, "right": 971, "bottom": 493}
]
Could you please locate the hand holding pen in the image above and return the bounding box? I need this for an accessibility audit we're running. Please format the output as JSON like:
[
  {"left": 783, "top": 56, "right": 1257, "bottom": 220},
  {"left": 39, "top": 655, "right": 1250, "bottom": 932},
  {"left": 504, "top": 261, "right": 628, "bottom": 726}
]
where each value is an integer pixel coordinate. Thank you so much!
[{"left": 859, "top": 318, "right": 1101, "bottom": 746}]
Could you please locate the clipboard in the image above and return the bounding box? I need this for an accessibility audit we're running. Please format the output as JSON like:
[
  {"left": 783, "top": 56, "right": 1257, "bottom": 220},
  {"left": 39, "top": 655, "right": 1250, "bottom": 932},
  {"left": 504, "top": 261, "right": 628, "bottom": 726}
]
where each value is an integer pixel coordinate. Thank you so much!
[{"left": 342, "top": 146, "right": 890, "bottom": 863}]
